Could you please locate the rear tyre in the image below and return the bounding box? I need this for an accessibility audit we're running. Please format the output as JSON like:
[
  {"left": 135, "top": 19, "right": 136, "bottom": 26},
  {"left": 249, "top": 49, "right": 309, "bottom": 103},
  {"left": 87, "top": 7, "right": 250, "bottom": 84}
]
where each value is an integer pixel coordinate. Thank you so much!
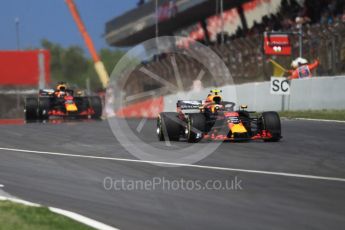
[
  {"left": 89, "top": 96, "right": 102, "bottom": 119},
  {"left": 38, "top": 97, "right": 51, "bottom": 120},
  {"left": 261, "top": 112, "right": 281, "bottom": 142},
  {"left": 187, "top": 113, "right": 206, "bottom": 143},
  {"left": 157, "top": 112, "right": 181, "bottom": 141},
  {"left": 24, "top": 97, "right": 38, "bottom": 121}
]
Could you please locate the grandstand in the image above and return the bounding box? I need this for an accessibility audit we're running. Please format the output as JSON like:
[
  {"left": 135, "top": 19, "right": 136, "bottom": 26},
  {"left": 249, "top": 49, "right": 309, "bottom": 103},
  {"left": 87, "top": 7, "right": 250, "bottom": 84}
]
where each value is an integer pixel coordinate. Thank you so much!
[
  {"left": 105, "top": 0, "right": 252, "bottom": 46},
  {"left": 105, "top": 0, "right": 345, "bottom": 99}
]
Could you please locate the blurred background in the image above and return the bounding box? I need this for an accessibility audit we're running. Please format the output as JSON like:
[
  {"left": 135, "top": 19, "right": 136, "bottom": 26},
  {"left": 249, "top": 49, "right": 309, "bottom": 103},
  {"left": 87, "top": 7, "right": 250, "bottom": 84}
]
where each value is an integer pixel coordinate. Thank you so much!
[{"left": 1, "top": 0, "right": 345, "bottom": 118}]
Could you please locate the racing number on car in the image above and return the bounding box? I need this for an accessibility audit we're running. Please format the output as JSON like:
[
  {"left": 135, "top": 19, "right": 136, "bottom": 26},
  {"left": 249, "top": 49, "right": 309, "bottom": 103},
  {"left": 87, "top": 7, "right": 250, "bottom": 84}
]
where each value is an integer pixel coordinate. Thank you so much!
[{"left": 270, "top": 77, "right": 290, "bottom": 95}]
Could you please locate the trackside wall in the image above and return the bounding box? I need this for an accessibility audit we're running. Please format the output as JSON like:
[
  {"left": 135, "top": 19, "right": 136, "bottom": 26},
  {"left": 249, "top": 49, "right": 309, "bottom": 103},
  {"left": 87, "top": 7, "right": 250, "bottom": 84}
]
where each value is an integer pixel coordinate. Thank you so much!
[
  {"left": 163, "top": 76, "right": 345, "bottom": 112},
  {"left": 116, "top": 76, "right": 345, "bottom": 118}
]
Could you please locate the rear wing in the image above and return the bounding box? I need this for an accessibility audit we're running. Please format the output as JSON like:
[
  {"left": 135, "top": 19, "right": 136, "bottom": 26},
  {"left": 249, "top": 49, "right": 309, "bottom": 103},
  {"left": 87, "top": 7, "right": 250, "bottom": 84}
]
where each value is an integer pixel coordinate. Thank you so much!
[
  {"left": 177, "top": 100, "right": 203, "bottom": 110},
  {"left": 39, "top": 88, "right": 76, "bottom": 96}
]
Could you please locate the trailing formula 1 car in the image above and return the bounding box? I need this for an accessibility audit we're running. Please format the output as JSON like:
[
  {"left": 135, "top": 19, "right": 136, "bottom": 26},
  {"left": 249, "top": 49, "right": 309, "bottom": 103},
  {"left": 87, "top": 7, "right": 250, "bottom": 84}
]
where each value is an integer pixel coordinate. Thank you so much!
[
  {"left": 24, "top": 82, "right": 102, "bottom": 121},
  {"left": 157, "top": 89, "right": 281, "bottom": 143}
]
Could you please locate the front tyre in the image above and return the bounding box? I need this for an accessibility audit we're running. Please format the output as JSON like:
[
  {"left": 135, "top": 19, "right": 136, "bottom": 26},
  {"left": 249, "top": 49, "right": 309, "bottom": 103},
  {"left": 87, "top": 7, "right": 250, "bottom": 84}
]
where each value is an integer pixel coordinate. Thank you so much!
[
  {"left": 24, "top": 97, "right": 38, "bottom": 121},
  {"left": 187, "top": 113, "right": 206, "bottom": 143},
  {"left": 89, "top": 96, "right": 102, "bottom": 119},
  {"left": 157, "top": 112, "right": 181, "bottom": 141},
  {"left": 38, "top": 97, "right": 51, "bottom": 120},
  {"left": 261, "top": 111, "right": 281, "bottom": 142}
]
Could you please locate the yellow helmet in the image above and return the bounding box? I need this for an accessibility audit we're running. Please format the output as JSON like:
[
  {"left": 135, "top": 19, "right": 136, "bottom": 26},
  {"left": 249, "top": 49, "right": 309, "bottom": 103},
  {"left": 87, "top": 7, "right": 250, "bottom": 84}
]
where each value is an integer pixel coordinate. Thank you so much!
[
  {"left": 207, "top": 89, "right": 222, "bottom": 104},
  {"left": 56, "top": 82, "right": 67, "bottom": 91}
]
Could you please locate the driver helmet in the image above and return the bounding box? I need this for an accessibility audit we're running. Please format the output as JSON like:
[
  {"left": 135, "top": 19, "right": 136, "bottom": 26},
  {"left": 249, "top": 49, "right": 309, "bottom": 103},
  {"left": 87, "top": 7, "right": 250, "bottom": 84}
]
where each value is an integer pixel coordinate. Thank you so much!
[
  {"left": 56, "top": 82, "right": 67, "bottom": 91},
  {"left": 207, "top": 89, "right": 222, "bottom": 104}
]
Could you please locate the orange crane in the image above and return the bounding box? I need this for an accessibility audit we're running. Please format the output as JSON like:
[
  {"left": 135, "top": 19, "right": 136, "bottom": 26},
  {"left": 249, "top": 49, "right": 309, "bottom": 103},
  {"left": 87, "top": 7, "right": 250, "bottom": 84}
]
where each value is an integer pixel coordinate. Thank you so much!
[{"left": 65, "top": 0, "right": 109, "bottom": 88}]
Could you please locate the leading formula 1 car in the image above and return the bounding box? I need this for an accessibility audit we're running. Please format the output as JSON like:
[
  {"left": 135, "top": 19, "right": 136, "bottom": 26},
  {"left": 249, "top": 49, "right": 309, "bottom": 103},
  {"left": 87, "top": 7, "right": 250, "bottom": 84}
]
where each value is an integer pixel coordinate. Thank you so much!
[
  {"left": 157, "top": 89, "right": 281, "bottom": 142},
  {"left": 24, "top": 82, "right": 102, "bottom": 121}
]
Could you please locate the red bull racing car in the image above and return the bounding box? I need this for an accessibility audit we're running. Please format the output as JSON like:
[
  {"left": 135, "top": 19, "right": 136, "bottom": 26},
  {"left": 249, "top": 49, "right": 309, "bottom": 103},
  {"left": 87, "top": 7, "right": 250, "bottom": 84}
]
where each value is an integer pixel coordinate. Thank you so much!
[
  {"left": 157, "top": 89, "right": 281, "bottom": 142},
  {"left": 24, "top": 82, "right": 102, "bottom": 121}
]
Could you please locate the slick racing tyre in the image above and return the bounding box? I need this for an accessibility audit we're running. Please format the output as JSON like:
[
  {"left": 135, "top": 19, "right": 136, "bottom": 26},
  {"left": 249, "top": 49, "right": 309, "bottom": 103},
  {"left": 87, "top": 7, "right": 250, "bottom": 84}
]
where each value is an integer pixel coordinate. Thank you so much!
[
  {"left": 157, "top": 112, "right": 181, "bottom": 141},
  {"left": 38, "top": 97, "right": 51, "bottom": 120},
  {"left": 75, "top": 97, "right": 90, "bottom": 119},
  {"left": 261, "top": 111, "right": 281, "bottom": 142},
  {"left": 74, "top": 97, "right": 90, "bottom": 112},
  {"left": 187, "top": 113, "right": 206, "bottom": 143},
  {"left": 24, "top": 97, "right": 38, "bottom": 121},
  {"left": 89, "top": 96, "right": 102, "bottom": 119}
]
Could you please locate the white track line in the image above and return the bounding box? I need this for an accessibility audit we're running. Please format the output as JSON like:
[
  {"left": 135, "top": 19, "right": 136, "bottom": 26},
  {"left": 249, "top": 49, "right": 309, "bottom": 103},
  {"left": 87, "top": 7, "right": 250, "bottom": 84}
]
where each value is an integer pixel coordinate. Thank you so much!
[
  {"left": 0, "top": 196, "right": 40, "bottom": 207},
  {"left": 289, "top": 118, "right": 345, "bottom": 123},
  {"left": 0, "top": 195, "right": 119, "bottom": 230},
  {"left": 0, "top": 147, "right": 345, "bottom": 183},
  {"left": 49, "top": 207, "right": 118, "bottom": 230},
  {"left": 0, "top": 184, "right": 4, "bottom": 188}
]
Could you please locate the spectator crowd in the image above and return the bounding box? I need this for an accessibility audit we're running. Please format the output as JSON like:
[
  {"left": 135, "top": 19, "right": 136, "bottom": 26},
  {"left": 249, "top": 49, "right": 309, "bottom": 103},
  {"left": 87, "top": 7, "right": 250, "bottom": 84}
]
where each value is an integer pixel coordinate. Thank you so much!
[{"left": 228, "top": 0, "right": 345, "bottom": 41}]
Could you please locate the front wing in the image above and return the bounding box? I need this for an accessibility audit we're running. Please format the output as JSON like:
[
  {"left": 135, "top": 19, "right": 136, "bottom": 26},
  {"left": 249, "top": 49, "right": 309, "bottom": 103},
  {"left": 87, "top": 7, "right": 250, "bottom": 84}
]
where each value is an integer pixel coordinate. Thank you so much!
[{"left": 202, "top": 130, "right": 273, "bottom": 141}]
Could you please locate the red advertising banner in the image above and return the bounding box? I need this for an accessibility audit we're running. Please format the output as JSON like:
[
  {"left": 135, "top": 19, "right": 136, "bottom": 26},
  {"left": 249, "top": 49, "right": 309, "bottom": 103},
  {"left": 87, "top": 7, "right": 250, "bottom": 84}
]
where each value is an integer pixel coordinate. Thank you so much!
[
  {"left": 0, "top": 50, "right": 50, "bottom": 86},
  {"left": 116, "top": 97, "right": 163, "bottom": 118},
  {"left": 264, "top": 33, "right": 291, "bottom": 56}
]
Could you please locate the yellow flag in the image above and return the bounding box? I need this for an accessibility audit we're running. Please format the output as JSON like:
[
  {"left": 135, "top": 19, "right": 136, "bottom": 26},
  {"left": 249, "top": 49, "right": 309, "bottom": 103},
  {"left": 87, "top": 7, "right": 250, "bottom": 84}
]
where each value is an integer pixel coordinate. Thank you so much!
[{"left": 269, "top": 59, "right": 288, "bottom": 77}]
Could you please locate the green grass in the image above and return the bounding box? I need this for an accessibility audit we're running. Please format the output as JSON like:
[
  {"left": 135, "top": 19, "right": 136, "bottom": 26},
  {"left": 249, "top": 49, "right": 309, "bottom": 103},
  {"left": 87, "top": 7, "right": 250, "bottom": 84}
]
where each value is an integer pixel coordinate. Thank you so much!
[
  {"left": 279, "top": 110, "right": 345, "bottom": 121},
  {"left": 0, "top": 200, "right": 94, "bottom": 230}
]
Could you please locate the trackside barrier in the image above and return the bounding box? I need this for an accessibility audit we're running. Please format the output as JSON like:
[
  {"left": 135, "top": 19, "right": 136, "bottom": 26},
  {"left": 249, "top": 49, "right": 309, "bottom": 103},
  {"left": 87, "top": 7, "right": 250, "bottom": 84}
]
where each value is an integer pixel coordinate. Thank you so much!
[
  {"left": 288, "top": 76, "right": 345, "bottom": 110},
  {"left": 235, "top": 76, "right": 345, "bottom": 111},
  {"left": 115, "top": 76, "right": 345, "bottom": 118},
  {"left": 116, "top": 96, "right": 163, "bottom": 118}
]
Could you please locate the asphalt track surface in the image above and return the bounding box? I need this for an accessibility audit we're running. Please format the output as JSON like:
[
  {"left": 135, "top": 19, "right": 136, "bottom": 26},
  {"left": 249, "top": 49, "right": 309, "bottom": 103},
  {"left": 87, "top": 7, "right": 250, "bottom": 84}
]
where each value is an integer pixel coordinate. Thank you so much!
[{"left": 0, "top": 118, "right": 344, "bottom": 230}]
